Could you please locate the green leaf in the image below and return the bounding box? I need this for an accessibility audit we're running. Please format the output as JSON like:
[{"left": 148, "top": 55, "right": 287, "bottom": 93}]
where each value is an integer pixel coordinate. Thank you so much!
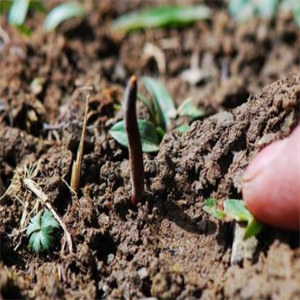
[
  {"left": 16, "top": 24, "right": 32, "bottom": 36},
  {"left": 112, "top": 5, "right": 211, "bottom": 33},
  {"left": 280, "top": 0, "right": 300, "bottom": 28},
  {"left": 27, "top": 210, "right": 60, "bottom": 253},
  {"left": 229, "top": 0, "right": 280, "bottom": 21},
  {"left": 156, "top": 127, "right": 166, "bottom": 139},
  {"left": 228, "top": 0, "right": 255, "bottom": 22},
  {"left": 256, "top": 0, "right": 279, "bottom": 18},
  {"left": 177, "top": 97, "right": 206, "bottom": 120},
  {"left": 44, "top": 2, "right": 86, "bottom": 32},
  {"left": 203, "top": 198, "right": 226, "bottom": 220},
  {"left": 142, "top": 77, "right": 176, "bottom": 129},
  {"left": 137, "top": 92, "right": 155, "bottom": 119},
  {"left": 203, "top": 198, "right": 264, "bottom": 239},
  {"left": 224, "top": 199, "right": 252, "bottom": 222},
  {"left": 42, "top": 211, "right": 60, "bottom": 229},
  {"left": 0, "top": 1, "right": 13, "bottom": 15},
  {"left": 244, "top": 217, "right": 264, "bottom": 239},
  {"left": 26, "top": 211, "right": 42, "bottom": 237},
  {"left": 110, "top": 120, "right": 160, "bottom": 153},
  {"left": 176, "top": 124, "right": 190, "bottom": 133},
  {"left": 29, "top": 1, "right": 46, "bottom": 14},
  {"left": 8, "top": 0, "right": 30, "bottom": 26}
]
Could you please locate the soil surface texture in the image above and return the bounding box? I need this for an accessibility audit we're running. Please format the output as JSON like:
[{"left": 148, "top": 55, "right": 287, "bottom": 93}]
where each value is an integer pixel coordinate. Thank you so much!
[{"left": 0, "top": 1, "right": 299, "bottom": 300}]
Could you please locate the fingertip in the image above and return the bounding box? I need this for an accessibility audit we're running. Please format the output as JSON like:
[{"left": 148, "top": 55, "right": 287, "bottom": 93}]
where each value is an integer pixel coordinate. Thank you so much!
[{"left": 242, "top": 127, "right": 300, "bottom": 231}]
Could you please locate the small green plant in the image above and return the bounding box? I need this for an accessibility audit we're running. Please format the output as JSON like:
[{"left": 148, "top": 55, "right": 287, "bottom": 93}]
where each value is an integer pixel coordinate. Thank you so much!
[
  {"left": 110, "top": 120, "right": 160, "bottom": 153},
  {"left": 112, "top": 5, "right": 211, "bottom": 33},
  {"left": 110, "top": 76, "right": 205, "bottom": 153},
  {"left": 229, "top": 0, "right": 279, "bottom": 22},
  {"left": 1, "top": 1, "right": 85, "bottom": 35},
  {"left": 203, "top": 198, "right": 264, "bottom": 239},
  {"left": 280, "top": 0, "right": 300, "bottom": 28},
  {"left": 26, "top": 210, "right": 60, "bottom": 253},
  {"left": 229, "top": 0, "right": 300, "bottom": 28},
  {"left": 44, "top": 2, "right": 86, "bottom": 32}
]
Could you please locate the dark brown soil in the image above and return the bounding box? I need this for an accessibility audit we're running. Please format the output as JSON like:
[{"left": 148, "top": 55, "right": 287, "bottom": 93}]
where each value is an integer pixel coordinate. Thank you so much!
[{"left": 0, "top": 1, "right": 300, "bottom": 300}]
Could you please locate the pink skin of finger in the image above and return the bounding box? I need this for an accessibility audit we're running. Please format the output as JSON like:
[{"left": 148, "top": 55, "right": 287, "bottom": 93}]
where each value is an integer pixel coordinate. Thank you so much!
[{"left": 242, "top": 126, "right": 300, "bottom": 231}]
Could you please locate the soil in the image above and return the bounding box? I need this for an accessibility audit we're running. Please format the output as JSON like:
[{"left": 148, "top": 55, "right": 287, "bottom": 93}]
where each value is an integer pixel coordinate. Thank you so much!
[{"left": 0, "top": 1, "right": 300, "bottom": 300}]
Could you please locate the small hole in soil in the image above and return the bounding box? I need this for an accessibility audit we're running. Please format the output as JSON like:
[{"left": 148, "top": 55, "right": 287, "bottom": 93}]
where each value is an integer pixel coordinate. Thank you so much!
[
  {"left": 193, "top": 289, "right": 202, "bottom": 298},
  {"left": 96, "top": 233, "right": 118, "bottom": 264}
]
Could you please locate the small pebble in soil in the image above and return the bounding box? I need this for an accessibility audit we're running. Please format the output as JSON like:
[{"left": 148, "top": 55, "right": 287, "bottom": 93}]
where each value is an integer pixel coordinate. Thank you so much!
[
  {"left": 138, "top": 267, "right": 148, "bottom": 280},
  {"left": 107, "top": 253, "right": 115, "bottom": 264}
]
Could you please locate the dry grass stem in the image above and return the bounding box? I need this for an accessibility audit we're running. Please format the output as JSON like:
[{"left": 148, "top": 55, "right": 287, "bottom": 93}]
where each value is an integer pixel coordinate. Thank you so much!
[{"left": 70, "top": 94, "right": 90, "bottom": 193}]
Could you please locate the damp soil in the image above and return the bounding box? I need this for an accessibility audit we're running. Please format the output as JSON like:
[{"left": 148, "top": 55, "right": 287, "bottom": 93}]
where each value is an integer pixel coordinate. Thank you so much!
[{"left": 0, "top": 1, "right": 300, "bottom": 300}]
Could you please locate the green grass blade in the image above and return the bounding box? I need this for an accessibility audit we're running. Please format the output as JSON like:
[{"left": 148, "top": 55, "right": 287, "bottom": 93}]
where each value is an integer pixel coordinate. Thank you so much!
[
  {"left": 112, "top": 5, "right": 211, "bottom": 33},
  {"left": 8, "top": 0, "right": 30, "bottom": 26},
  {"left": 44, "top": 2, "right": 86, "bottom": 32},
  {"left": 142, "top": 77, "right": 176, "bottom": 129}
]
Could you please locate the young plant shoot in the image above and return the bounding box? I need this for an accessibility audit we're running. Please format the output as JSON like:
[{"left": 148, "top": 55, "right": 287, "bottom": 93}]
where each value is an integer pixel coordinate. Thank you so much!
[
  {"left": 111, "top": 76, "right": 206, "bottom": 152},
  {"left": 26, "top": 210, "right": 60, "bottom": 253},
  {"left": 203, "top": 198, "right": 264, "bottom": 239},
  {"left": 124, "top": 76, "right": 144, "bottom": 205}
]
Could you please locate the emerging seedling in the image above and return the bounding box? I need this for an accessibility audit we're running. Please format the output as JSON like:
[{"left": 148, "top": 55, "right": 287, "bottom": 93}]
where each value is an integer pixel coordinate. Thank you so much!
[
  {"left": 26, "top": 210, "right": 59, "bottom": 253},
  {"left": 227, "top": 0, "right": 300, "bottom": 23},
  {"left": 124, "top": 76, "right": 144, "bottom": 205},
  {"left": 112, "top": 5, "right": 211, "bottom": 33},
  {"left": 111, "top": 76, "right": 206, "bottom": 151},
  {"left": 1, "top": 1, "right": 86, "bottom": 35},
  {"left": 44, "top": 2, "right": 86, "bottom": 32},
  {"left": 0, "top": 163, "right": 73, "bottom": 253},
  {"left": 203, "top": 198, "right": 264, "bottom": 239}
]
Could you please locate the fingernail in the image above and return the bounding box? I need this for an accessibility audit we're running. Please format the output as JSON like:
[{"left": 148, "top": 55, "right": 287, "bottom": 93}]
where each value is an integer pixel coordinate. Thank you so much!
[{"left": 243, "top": 139, "right": 287, "bottom": 182}]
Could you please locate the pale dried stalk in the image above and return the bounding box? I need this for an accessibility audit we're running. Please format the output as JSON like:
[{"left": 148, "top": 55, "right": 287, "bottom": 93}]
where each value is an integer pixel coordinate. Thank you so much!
[
  {"left": 71, "top": 94, "right": 90, "bottom": 193},
  {"left": 23, "top": 178, "right": 73, "bottom": 254}
]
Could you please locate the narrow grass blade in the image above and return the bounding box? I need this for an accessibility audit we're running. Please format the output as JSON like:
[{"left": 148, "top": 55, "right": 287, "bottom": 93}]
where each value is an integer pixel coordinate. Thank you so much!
[
  {"left": 44, "top": 2, "right": 86, "bottom": 32},
  {"left": 142, "top": 77, "right": 176, "bottom": 129},
  {"left": 8, "top": 0, "right": 30, "bottom": 26},
  {"left": 112, "top": 5, "right": 211, "bottom": 33}
]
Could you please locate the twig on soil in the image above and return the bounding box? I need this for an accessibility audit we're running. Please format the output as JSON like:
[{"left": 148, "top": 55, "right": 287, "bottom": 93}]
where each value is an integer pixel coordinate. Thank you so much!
[
  {"left": 23, "top": 178, "right": 73, "bottom": 254},
  {"left": 124, "top": 76, "right": 144, "bottom": 205},
  {"left": 70, "top": 94, "right": 90, "bottom": 194}
]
